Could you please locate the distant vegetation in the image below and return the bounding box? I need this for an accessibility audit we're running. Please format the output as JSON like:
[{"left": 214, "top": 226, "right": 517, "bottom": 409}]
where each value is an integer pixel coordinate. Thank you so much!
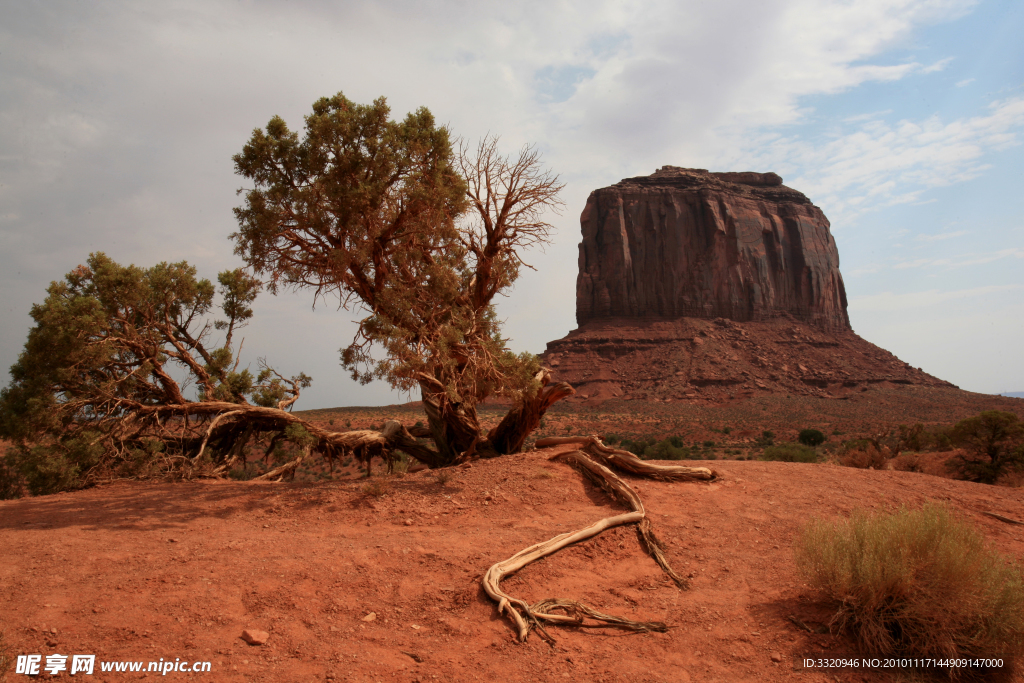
[
  {"left": 796, "top": 504, "right": 1024, "bottom": 668},
  {"left": 947, "top": 411, "right": 1024, "bottom": 484},
  {"left": 761, "top": 442, "right": 818, "bottom": 463},
  {"left": 797, "top": 428, "right": 826, "bottom": 447}
]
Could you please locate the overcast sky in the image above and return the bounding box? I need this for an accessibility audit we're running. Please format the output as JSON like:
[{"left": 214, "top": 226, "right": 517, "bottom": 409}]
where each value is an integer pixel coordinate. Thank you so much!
[{"left": 2, "top": 0, "right": 1023, "bottom": 408}]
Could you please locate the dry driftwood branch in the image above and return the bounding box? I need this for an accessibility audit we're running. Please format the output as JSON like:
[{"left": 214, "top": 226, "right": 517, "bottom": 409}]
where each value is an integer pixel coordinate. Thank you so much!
[{"left": 482, "top": 446, "right": 706, "bottom": 642}]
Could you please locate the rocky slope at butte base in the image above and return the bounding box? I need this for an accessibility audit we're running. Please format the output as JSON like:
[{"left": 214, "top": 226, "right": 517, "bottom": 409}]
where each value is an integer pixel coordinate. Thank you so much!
[{"left": 543, "top": 316, "right": 955, "bottom": 405}]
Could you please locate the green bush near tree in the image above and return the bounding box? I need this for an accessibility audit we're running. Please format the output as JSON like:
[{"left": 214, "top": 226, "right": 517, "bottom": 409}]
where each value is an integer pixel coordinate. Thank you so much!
[
  {"left": 947, "top": 411, "right": 1024, "bottom": 484},
  {"left": 798, "top": 428, "right": 827, "bottom": 447},
  {"left": 796, "top": 503, "right": 1024, "bottom": 670}
]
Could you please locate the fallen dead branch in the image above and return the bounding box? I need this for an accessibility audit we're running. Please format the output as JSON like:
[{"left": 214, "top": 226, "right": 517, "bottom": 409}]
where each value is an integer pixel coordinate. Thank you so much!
[
  {"left": 252, "top": 445, "right": 310, "bottom": 482},
  {"left": 981, "top": 511, "right": 1024, "bottom": 526},
  {"left": 482, "top": 440, "right": 717, "bottom": 643}
]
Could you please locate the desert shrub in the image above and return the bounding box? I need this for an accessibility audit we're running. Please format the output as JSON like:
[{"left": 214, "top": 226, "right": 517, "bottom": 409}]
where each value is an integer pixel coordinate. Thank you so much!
[
  {"left": 702, "top": 440, "right": 715, "bottom": 448},
  {"left": 754, "top": 430, "right": 775, "bottom": 447},
  {"left": 434, "top": 469, "right": 453, "bottom": 485},
  {"left": 362, "top": 479, "right": 391, "bottom": 498},
  {"left": 798, "top": 428, "right": 826, "bottom": 447},
  {"left": 620, "top": 438, "right": 654, "bottom": 457},
  {"left": 668, "top": 435, "right": 685, "bottom": 447},
  {"left": 947, "top": 411, "right": 1024, "bottom": 484},
  {"left": 796, "top": 504, "right": 1024, "bottom": 670},
  {"left": 227, "top": 466, "right": 261, "bottom": 481},
  {"left": 391, "top": 451, "right": 411, "bottom": 474},
  {"left": 890, "top": 452, "right": 923, "bottom": 473},
  {"left": 762, "top": 442, "right": 817, "bottom": 463},
  {"left": 896, "top": 423, "right": 927, "bottom": 452},
  {"left": 0, "top": 454, "right": 24, "bottom": 500},
  {"left": 896, "top": 422, "right": 955, "bottom": 453},
  {"left": 642, "top": 439, "right": 692, "bottom": 461},
  {"left": 602, "top": 433, "right": 621, "bottom": 445},
  {"left": 9, "top": 434, "right": 104, "bottom": 496},
  {"left": 839, "top": 442, "right": 888, "bottom": 470}
]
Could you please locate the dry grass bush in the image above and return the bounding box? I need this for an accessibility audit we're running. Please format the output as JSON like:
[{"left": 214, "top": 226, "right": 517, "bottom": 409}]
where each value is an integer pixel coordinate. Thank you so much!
[
  {"left": 362, "top": 478, "right": 391, "bottom": 498},
  {"left": 796, "top": 503, "right": 1024, "bottom": 678}
]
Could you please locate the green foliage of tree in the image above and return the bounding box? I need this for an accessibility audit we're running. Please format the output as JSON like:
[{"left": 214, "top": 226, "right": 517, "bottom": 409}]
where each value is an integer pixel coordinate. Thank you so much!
[
  {"left": 0, "top": 253, "right": 312, "bottom": 494},
  {"left": 231, "top": 92, "right": 570, "bottom": 464},
  {"left": 798, "top": 428, "right": 826, "bottom": 447},
  {"left": 948, "top": 411, "right": 1024, "bottom": 484}
]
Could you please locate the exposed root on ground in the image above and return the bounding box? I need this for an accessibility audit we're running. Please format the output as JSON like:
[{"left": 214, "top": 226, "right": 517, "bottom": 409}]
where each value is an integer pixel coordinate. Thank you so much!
[{"left": 482, "top": 438, "right": 719, "bottom": 643}]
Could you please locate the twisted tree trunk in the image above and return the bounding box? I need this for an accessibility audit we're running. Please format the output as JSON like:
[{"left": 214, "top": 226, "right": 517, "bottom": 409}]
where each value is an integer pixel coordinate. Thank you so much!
[
  {"left": 488, "top": 370, "right": 575, "bottom": 454},
  {"left": 415, "top": 368, "right": 575, "bottom": 468}
]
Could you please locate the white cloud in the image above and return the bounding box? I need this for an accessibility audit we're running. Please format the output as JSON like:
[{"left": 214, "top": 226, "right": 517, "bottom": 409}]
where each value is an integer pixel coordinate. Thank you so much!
[
  {"left": 894, "top": 247, "right": 1024, "bottom": 268},
  {"left": 852, "top": 247, "right": 1024, "bottom": 274},
  {"left": 850, "top": 284, "right": 1022, "bottom": 311},
  {"left": 956, "top": 77, "right": 976, "bottom": 87},
  {"left": 921, "top": 56, "right": 955, "bottom": 73},
  {"left": 744, "top": 96, "right": 1024, "bottom": 225},
  {"left": 844, "top": 109, "right": 895, "bottom": 123},
  {"left": 6, "top": 0, "right": 1021, "bottom": 404},
  {"left": 916, "top": 229, "right": 969, "bottom": 241}
]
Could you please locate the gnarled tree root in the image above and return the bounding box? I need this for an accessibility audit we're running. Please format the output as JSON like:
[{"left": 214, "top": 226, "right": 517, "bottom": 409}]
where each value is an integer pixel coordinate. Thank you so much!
[
  {"left": 482, "top": 442, "right": 716, "bottom": 643},
  {"left": 536, "top": 435, "right": 718, "bottom": 481}
]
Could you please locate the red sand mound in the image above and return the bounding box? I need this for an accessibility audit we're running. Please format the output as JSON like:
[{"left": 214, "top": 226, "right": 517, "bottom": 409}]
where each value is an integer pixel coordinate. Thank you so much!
[{"left": 2, "top": 446, "right": 1023, "bottom": 682}]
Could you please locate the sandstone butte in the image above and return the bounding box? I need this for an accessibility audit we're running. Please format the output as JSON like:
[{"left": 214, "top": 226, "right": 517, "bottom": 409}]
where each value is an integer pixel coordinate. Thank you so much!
[{"left": 543, "top": 166, "right": 956, "bottom": 403}]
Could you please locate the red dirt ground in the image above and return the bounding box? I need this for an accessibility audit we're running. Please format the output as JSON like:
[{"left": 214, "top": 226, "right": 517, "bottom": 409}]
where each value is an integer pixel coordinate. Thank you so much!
[{"left": 3, "top": 444, "right": 1023, "bottom": 683}]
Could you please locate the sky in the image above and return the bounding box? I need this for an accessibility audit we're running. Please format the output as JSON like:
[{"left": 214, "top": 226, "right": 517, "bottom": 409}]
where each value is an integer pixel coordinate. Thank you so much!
[{"left": 1, "top": 0, "right": 1022, "bottom": 409}]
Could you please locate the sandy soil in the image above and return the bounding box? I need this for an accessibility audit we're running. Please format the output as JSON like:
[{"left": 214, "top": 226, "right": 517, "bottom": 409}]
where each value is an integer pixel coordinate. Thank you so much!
[{"left": 2, "top": 445, "right": 1023, "bottom": 683}]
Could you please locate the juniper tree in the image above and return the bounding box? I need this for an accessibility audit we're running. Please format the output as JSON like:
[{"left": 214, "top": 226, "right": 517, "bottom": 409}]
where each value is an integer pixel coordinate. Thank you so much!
[
  {"left": 231, "top": 92, "right": 573, "bottom": 466},
  {"left": 949, "top": 411, "right": 1024, "bottom": 484},
  {"left": 0, "top": 253, "right": 377, "bottom": 494}
]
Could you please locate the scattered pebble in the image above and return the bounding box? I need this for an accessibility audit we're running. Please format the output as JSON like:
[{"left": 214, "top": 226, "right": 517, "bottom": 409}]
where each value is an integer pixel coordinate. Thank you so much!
[
  {"left": 404, "top": 519, "right": 414, "bottom": 526},
  {"left": 241, "top": 629, "right": 269, "bottom": 646},
  {"left": 770, "top": 652, "right": 783, "bottom": 663},
  {"left": 361, "top": 612, "right": 377, "bottom": 622}
]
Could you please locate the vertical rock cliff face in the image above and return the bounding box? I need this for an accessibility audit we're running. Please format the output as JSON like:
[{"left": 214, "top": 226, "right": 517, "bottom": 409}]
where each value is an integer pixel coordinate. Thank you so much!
[{"left": 576, "top": 167, "right": 850, "bottom": 331}]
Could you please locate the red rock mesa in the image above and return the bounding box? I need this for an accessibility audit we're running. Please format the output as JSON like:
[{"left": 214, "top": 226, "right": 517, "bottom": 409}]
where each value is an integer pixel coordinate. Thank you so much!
[{"left": 544, "top": 167, "right": 953, "bottom": 403}]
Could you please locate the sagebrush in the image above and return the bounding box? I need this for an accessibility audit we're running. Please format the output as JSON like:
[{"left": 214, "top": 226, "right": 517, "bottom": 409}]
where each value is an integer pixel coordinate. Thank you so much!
[{"left": 796, "top": 503, "right": 1024, "bottom": 677}]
